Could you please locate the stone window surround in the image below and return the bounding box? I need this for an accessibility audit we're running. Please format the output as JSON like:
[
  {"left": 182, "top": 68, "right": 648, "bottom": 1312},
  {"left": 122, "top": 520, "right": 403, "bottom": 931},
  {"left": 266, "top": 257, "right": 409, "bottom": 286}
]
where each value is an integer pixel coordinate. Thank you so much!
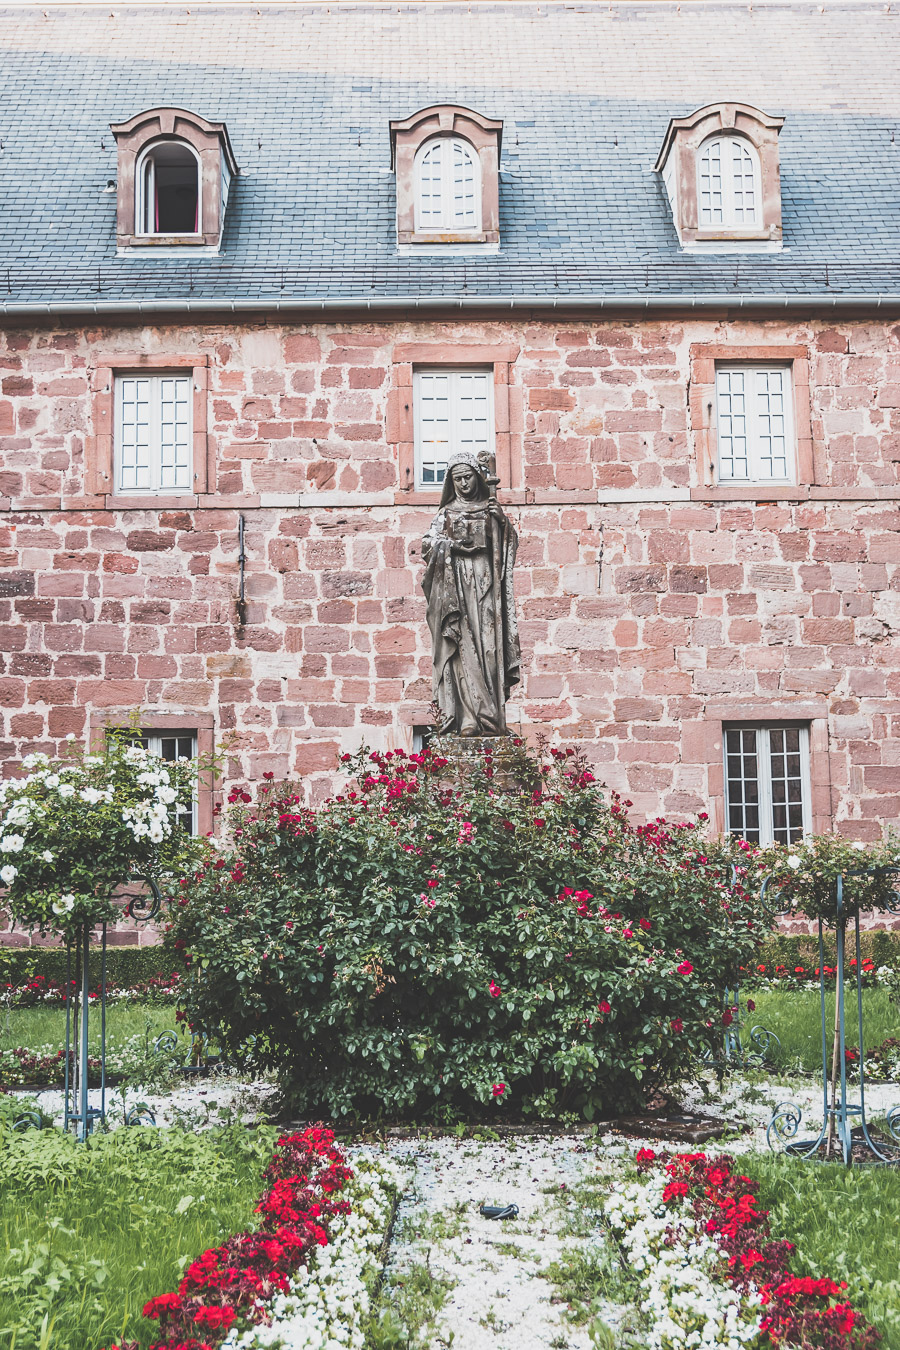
[
  {"left": 687, "top": 702, "right": 832, "bottom": 837},
  {"left": 688, "top": 343, "right": 813, "bottom": 501},
  {"left": 390, "top": 105, "right": 502, "bottom": 246},
  {"left": 88, "top": 709, "right": 217, "bottom": 838},
  {"left": 110, "top": 106, "right": 238, "bottom": 251},
  {"left": 654, "top": 102, "right": 784, "bottom": 246},
  {"left": 386, "top": 342, "right": 523, "bottom": 505},
  {"left": 87, "top": 352, "right": 211, "bottom": 506}
]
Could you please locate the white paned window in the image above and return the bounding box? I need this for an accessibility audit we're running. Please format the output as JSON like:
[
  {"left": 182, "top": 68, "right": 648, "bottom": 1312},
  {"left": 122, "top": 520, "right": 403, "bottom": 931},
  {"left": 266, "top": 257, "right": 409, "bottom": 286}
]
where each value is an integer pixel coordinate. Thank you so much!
[
  {"left": 724, "top": 725, "right": 811, "bottom": 845},
  {"left": 698, "top": 135, "right": 760, "bottom": 228},
  {"left": 715, "top": 365, "right": 793, "bottom": 483},
  {"left": 136, "top": 140, "right": 200, "bottom": 236},
  {"left": 115, "top": 373, "right": 193, "bottom": 494},
  {"left": 413, "top": 368, "right": 493, "bottom": 489},
  {"left": 414, "top": 137, "right": 479, "bottom": 232},
  {"left": 126, "top": 731, "right": 198, "bottom": 834}
]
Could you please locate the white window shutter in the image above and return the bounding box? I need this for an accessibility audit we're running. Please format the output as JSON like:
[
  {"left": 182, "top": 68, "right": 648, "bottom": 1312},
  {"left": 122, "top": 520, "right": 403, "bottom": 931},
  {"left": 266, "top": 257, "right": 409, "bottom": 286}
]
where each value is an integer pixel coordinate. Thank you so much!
[
  {"left": 454, "top": 371, "right": 491, "bottom": 454},
  {"left": 416, "top": 370, "right": 453, "bottom": 485},
  {"left": 118, "top": 377, "right": 153, "bottom": 491},
  {"left": 417, "top": 140, "right": 445, "bottom": 229},
  {"left": 715, "top": 368, "right": 748, "bottom": 480},
  {"left": 450, "top": 140, "right": 478, "bottom": 230},
  {"left": 158, "top": 376, "right": 192, "bottom": 489}
]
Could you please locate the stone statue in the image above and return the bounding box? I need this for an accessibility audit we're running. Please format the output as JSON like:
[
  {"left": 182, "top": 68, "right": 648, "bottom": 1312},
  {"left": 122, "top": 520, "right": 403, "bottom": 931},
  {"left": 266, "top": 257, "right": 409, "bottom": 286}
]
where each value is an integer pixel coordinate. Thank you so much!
[{"left": 421, "top": 450, "right": 520, "bottom": 736}]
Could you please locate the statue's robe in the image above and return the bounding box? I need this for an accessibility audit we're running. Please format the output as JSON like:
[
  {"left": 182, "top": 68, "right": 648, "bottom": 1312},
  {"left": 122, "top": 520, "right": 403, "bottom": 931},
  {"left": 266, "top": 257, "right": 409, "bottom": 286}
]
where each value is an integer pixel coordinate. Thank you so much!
[{"left": 422, "top": 498, "right": 520, "bottom": 736}]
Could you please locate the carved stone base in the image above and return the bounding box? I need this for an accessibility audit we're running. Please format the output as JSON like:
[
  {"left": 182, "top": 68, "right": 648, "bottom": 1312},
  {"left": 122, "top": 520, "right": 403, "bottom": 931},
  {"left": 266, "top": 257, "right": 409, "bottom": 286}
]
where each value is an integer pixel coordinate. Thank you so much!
[{"left": 429, "top": 733, "right": 536, "bottom": 791}]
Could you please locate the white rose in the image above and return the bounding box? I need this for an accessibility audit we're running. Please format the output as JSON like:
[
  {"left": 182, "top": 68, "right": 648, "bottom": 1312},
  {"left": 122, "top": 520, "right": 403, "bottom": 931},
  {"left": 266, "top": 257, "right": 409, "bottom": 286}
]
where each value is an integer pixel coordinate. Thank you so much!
[
  {"left": 41, "top": 850, "right": 53, "bottom": 862},
  {"left": 0, "top": 835, "right": 25, "bottom": 853},
  {"left": 57, "top": 784, "right": 75, "bottom": 799},
  {"left": 0, "top": 864, "right": 17, "bottom": 885},
  {"left": 851, "top": 841, "right": 866, "bottom": 851},
  {"left": 786, "top": 855, "right": 802, "bottom": 870}
]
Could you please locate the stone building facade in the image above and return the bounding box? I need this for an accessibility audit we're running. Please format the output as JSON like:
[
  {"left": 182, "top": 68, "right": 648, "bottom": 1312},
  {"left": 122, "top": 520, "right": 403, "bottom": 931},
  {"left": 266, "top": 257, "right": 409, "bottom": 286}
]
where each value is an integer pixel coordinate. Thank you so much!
[{"left": 2, "top": 1, "right": 900, "bottom": 940}]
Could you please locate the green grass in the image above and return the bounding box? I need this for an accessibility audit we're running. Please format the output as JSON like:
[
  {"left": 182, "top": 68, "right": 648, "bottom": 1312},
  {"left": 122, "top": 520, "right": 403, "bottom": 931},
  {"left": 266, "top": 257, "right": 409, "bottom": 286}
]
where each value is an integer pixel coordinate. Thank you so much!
[
  {"left": 748, "top": 988, "right": 899, "bottom": 1073},
  {"left": 733, "top": 1152, "right": 900, "bottom": 1350},
  {"left": 0, "top": 1124, "right": 275, "bottom": 1350},
  {"left": 1, "top": 1002, "right": 180, "bottom": 1057}
]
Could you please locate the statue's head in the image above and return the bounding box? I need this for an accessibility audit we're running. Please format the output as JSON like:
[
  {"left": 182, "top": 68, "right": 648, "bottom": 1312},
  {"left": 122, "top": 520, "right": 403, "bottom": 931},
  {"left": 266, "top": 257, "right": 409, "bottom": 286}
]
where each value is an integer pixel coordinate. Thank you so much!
[{"left": 440, "top": 451, "right": 489, "bottom": 505}]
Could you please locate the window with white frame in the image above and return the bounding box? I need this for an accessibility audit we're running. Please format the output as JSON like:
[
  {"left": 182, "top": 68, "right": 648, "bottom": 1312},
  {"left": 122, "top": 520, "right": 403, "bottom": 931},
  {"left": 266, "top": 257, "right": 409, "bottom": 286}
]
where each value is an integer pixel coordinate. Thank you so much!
[
  {"left": 715, "top": 365, "right": 793, "bottom": 482},
  {"left": 724, "top": 725, "right": 811, "bottom": 845},
  {"left": 414, "top": 137, "right": 480, "bottom": 233},
  {"left": 115, "top": 373, "right": 193, "bottom": 494},
  {"left": 136, "top": 140, "right": 201, "bottom": 235},
  {"left": 698, "top": 134, "right": 761, "bottom": 228},
  {"left": 122, "top": 730, "right": 198, "bottom": 834},
  {"left": 413, "top": 368, "right": 493, "bottom": 489}
]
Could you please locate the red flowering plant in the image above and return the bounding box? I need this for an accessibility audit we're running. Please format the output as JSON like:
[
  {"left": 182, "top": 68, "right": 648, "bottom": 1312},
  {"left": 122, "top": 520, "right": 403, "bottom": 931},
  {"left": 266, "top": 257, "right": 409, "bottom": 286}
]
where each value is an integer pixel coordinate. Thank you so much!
[
  {"left": 164, "top": 740, "right": 772, "bottom": 1122},
  {"left": 633, "top": 1149, "right": 881, "bottom": 1349},
  {"left": 107, "top": 1126, "right": 353, "bottom": 1350}
]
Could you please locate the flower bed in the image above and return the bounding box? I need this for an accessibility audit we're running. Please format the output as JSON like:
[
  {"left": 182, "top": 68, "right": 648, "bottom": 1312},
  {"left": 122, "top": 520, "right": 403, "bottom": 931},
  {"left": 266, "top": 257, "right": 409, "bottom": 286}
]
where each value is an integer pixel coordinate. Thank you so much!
[
  {"left": 741, "top": 958, "right": 885, "bottom": 991},
  {"left": 605, "top": 1149, "right": 880, "bottom": 1350},
  {"left": 1, "top": 972, "right": 183, "bottom": 1008},
  {"left": 109, "top": 1126, "right": 401, "bottom": 1350}
]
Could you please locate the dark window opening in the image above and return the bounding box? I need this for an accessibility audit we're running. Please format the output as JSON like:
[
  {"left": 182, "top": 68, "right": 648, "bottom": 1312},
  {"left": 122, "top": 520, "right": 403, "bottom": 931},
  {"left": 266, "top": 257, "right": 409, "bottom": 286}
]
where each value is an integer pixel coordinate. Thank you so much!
[{"left": 141, "top": 142, "right": 199, "bottom": 234}]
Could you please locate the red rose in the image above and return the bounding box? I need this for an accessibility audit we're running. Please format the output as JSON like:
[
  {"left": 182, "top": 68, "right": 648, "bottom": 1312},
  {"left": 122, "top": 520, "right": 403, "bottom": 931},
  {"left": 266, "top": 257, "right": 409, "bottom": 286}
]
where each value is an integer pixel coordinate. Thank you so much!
[
  {"left": 491, "top": 1083, "right": 506, "bottom": 1097},
  {"left": 598, "top": 1000, "right": 611, "bottom": 1014},
  {"left": 670, "top": 1018, "right": 683, "bottom": 1033},
  {"left": 639, "top": 918, "right": 651, "bottom": 931},
  {"left": 676, "top": 961, "right": 693, "bottom": 975},
  {"left": 722, "top": 1008, "right": 734, "bottom": 1026},
  {"left": 489, "top": 980, "right": 501, "bottom": 998}
]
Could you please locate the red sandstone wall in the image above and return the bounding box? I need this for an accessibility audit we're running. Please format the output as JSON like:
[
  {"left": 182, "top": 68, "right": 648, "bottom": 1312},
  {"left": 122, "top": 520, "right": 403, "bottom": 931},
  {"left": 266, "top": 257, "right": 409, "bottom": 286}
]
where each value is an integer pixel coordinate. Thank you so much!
[{"left": 1, "top": 317, "right": 899, "bottom": 854}]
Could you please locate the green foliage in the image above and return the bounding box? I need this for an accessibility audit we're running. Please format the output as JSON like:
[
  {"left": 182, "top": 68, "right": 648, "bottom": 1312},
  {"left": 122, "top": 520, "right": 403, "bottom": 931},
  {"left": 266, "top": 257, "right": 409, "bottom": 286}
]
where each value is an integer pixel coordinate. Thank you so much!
[
  {"left": 1, "top": 1004, "right": 182, "bottom": 1087},
  {"left": 0, "top": 946, "right": 178, "bottom": 989},
  {"left": 166, "top": 742, "right": 771, "bottom": 1122},
  {"left": 752, "top": 930, "right": 900, "bottom": 976},
  {"left": 755, "top": 834, "right": 900, "bottom": 925},
  {"left": 0, "top": 1123, "right": 276, "bottom": 1350},
  {"left": 733, "top": 1153, "right": 900, "bottom": 1350},
  {"left": 0, "top": 731, "right": 203, "bottom": 935}
]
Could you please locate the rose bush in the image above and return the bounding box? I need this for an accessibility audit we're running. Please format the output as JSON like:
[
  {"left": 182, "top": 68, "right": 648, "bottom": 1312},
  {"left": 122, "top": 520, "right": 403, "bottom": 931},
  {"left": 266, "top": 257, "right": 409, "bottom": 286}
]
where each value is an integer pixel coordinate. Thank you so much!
[
  {"left": 0, "top": 734, "right": 199, "bottom": 934},
  {"left": 754, "top": 834, "right": 900, "bottom": 925},
  {"left": 164, "top": 742, "right": 772, "bottom": 1122}
]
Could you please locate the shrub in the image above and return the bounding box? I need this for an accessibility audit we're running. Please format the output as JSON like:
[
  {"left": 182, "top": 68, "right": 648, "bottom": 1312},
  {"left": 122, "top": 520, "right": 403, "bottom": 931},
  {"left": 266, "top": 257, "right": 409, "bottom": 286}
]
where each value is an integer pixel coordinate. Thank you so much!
[{"left": 164, "top": 743, "right": 771, "bottom": 1122}]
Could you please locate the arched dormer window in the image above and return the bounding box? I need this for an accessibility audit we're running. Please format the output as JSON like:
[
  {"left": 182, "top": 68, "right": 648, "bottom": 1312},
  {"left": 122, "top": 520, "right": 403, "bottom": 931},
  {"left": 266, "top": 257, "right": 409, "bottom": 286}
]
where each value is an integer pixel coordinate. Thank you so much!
[
  {"left": 654, "top": 102, "right": 783, "bottom": 249},
  {"left": 136, "top": 140, "right": 201, "bottom": 236},
  {"left": 697, "top": 134, "right": 761, "bottom": 228},
  {"left": 415, "top": 136, "right": 480, "bottom": 233},
  {"left": 110, "top": 107, "right": 238, "bottom": 252},
  {"left": 390, "top": 105, "right": 502, "bottom": 246}
]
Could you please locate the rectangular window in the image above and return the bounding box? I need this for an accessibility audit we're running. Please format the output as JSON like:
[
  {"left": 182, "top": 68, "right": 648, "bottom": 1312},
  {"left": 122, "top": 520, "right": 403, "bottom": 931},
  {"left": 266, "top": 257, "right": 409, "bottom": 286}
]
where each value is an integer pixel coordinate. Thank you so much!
[
  {"left": 119, "top": 730, "right": 198, "bottom": 834},
  {"left": 413, "top": 367, "right": 493, "bottom": 490},
  {"left": 724, "top": 725, "right": 811, "bottom": 845},
  {"left": 715, "top": 365, "right": 793, "bottom": 483},
  {"left": 115, "top": 373, "right": 193, "bottom": 494}
]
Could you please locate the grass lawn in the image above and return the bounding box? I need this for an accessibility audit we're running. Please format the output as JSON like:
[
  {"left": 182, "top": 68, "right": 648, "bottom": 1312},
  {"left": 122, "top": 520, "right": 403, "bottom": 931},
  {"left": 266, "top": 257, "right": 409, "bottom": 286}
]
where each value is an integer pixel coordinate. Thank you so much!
[
  {"left": 0, "top": 1123, "right": 276, "bottom": 1350},
  {"left": 1, "top": 1002, "right": 180, "bottom": 1057},
  {"left": 748, "top": 988, "right": 899, "bottom": 1073},
  {"left": 733, "top": 1151, "right": 900, "bottom": 1350}
]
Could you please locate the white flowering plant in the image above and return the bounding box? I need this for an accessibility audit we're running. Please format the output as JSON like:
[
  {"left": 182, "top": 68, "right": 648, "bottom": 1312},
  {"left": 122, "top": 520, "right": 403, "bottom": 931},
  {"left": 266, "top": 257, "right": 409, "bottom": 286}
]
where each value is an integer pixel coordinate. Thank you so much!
[
  {"left": 755, "top": 834, "right": 900, "bottom": 924},
  {"left": 0, "top": 733, "right": 201, "bottom": 935}
]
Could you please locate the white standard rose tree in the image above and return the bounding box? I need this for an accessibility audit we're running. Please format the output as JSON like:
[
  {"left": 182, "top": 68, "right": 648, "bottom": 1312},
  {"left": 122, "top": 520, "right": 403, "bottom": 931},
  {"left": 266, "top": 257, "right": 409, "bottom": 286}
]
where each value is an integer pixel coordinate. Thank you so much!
[{"left": 0, "top": 733, "right": 200, "bottom": 937}]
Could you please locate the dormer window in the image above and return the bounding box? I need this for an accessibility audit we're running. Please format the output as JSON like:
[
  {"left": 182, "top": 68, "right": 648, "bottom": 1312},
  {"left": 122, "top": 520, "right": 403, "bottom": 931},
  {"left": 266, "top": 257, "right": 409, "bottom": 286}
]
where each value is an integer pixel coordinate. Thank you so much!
[
  {"left": 655, "top": 102, "right": 783, "bottom": 249},
  {"left": 415, "top": 137, "right": 480, "bottom": 234},
  {"left": 137, "top": 141, "right": 200, "bottom": 236},
  {"left": 698, "top": 135, "right": 761, "bottom": 228},
  {"left": 110, "top": 107, "right": 238, "bottom": 253},
  {"left": 390, "top": 104, "right": 502, "bottom": 247}
]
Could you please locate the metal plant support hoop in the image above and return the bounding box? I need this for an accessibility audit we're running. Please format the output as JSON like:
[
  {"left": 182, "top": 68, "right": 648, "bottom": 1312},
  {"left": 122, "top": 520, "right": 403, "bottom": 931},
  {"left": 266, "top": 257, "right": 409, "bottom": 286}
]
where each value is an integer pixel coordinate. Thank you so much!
[
  {"left": 62, "top": 874, "right": 162, "bottom": 1141},
  {"left": 767, "top": 865, "right": 900, "bottom": 1166}
]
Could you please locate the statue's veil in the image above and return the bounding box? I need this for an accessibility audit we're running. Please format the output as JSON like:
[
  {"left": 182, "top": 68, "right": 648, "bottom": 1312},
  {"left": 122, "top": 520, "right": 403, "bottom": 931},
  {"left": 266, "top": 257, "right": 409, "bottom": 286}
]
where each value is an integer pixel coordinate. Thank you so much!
[{"left": 438, "top": 451, "right": 491, "bottom": 507}]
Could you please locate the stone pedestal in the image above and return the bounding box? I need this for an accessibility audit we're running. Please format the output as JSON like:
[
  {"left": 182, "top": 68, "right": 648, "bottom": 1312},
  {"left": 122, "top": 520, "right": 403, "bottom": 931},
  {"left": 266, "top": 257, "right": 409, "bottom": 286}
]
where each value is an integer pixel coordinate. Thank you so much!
[{"left": 429, "top": 733, "right": 537, "bottom": 792}]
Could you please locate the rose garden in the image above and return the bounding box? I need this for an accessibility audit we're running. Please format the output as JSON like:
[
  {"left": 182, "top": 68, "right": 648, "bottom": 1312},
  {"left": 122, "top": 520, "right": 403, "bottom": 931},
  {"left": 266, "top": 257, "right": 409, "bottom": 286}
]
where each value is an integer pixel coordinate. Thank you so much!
[{"left": 1, "top": 724, "right": 900, "bottom": 1350}]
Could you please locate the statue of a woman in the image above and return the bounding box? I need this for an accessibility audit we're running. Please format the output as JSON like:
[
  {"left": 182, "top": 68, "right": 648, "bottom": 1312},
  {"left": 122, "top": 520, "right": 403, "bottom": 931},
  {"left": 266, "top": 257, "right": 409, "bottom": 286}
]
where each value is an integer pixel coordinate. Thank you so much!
[{"left": 421, "top": 451, "right": 520, "bottom": 736}]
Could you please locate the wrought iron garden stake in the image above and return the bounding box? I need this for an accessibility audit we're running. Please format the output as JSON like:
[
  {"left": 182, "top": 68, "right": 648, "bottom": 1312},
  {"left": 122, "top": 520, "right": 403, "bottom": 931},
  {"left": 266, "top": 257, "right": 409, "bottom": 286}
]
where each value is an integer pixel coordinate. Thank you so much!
[{"left": 767, "top": 865, "right": 900, "bottom": 1165}]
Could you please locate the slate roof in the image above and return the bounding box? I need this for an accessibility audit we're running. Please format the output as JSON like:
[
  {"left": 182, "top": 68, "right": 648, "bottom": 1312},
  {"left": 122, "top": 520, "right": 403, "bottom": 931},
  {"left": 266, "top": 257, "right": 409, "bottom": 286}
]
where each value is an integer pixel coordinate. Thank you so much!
[{"left": 1, "top": 0, "right": 899, "bottom": 311}]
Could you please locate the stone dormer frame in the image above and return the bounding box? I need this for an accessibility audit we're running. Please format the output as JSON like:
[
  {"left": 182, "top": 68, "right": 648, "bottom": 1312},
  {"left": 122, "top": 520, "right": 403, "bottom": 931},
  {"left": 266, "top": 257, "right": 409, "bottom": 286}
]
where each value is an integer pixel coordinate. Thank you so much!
[
  {"left": 654, "top": 103, "right": 784, "bottom": 247},
  {"left": 110, "top": 107, "right": 238, "bottom": 252},
  {"left": 390, "top": 105, "right": 502, "bottom": 246}
]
